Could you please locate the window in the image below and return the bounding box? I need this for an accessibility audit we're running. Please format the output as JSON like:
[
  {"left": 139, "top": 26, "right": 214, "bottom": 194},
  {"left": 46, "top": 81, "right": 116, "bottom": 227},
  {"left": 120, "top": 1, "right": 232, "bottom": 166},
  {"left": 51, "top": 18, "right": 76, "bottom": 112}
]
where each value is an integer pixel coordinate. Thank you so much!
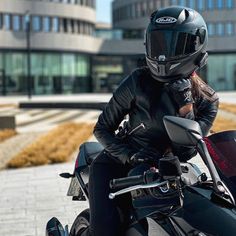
[
  {"left": 207, "top": 0, "right": 214, "bottom": 9},
  {"left": 63, "top": 18, "right": 68, "bottom": 33},
  {"left": 4, "top": 14, "right": 11, "bottom": 30},
  {"left": 141, "top": 2, "right": 147, "bottom": 17},
  {"left": 135, "top": 2, "right": 141, "bottom": 18},
  {"left": 43, "top": 16, "right": 50, "bottom": 32},
  {"left": 226, "top": 0, "right": 234, "bottom": 8},
  {"left": 77, "top": 21, "right": 81, "bottom": 34},
  {"left": 170, "top": 0, "right": 177, "bottom": 5},
  {"left": 32, "top": 16, "right": 41, "bottom": 31},
  {"left": 91, "top": 0, "right": 96, "bottom": 8},
  {"left": 217, "top": 0, "right": 224, "bottom": 9},
  {"left": 131, "top": 3, "right": 136, "bottom": 18},
  {"left": 160, "top": 0, "right": 165, "bottom": 7},
  {"left": 52, "top": 17, "right": 59, "bottom": 32},
  {"left": 208, "top": 23, "right": 215, "bottom": 36},
  {"left": 126, "top": 5, "right": 131, "bottom": 19},
  {"left": 23, "top": 14, "right": 30, "bottom": 31},
  {"left": 13, "top": 15, "right": 20, "bottom": 31},
  {"left": 148, "top": 1, "right": 154, "bottom": 14},
  {"left": 70, "top": 19, "right": 75, "bottom": 33},
  {"left": 197, "top": 0, "right": 205, "bottom": 10},
  {"left": 188, "top": 0, "right": 195, "bottom": 9},
  {"left": 179, "top": 0, "right": 186, "bottom": 7},
  {"left": 216, "top": 23, "right": 224, "bottom": 36},
  {"left": 226, "top": 22, "right": 233, "bottom": 35},
  {"left": 0, "top": 14, "right": 2, "bottom": 29}
]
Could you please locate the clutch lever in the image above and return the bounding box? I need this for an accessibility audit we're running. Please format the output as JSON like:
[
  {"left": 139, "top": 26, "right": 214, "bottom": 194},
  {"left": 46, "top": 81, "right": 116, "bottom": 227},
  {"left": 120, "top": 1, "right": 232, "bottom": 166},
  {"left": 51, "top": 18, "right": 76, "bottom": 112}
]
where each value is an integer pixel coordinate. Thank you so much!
[{"left": 109, "top": 180, "right": 169, "bottom": 199}]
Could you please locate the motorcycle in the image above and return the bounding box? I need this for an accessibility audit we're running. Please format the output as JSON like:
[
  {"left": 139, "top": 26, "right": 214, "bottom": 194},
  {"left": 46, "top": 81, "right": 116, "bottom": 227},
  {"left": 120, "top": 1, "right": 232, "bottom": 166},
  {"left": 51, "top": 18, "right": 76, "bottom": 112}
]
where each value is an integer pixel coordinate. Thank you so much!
[{"left": 46, "top": 115, "right": 236, "bottom": 236}]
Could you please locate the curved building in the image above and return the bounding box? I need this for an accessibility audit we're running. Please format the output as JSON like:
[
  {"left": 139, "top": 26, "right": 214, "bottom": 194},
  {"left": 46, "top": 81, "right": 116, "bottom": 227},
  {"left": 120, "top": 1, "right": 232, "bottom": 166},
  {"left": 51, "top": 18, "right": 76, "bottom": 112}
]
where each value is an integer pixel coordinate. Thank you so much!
[
  {"left": 0, "top": 0, "right": 98, "bottom": 95},
  {"left": 112, "top": 0, "right": 236, "bottom": 91}
]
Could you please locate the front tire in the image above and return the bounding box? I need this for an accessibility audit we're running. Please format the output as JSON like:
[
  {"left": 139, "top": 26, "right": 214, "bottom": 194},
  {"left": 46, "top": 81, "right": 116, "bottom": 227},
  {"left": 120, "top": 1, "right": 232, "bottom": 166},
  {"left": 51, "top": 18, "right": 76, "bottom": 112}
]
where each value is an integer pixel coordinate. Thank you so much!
[{"left": 70, "top": 209, "right": 90, "bottom": 236}]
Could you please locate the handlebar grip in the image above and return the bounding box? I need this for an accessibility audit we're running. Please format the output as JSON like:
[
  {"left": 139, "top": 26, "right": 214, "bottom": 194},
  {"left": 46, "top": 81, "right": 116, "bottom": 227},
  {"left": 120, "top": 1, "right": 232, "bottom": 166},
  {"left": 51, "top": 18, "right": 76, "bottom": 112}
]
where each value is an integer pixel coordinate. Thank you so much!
[{"left": 110, "top": 175, "right": 145, "bottom": 190}]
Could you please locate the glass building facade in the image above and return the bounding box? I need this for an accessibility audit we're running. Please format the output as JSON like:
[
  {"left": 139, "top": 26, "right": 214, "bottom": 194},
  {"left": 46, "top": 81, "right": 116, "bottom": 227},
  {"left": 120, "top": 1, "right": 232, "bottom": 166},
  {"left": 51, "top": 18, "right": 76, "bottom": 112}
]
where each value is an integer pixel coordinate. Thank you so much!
[
  {"left": 0, "top": 52, "right": 91, "bottom": 95},
  {"left": 207, "top": 54, "right": 236, "bottom": 91},
  {"left": 0, "top": 51, "right": 144, "bottom": 95},
  {"left": 92, "top": 55, "right": 142, "bottom": 92}
]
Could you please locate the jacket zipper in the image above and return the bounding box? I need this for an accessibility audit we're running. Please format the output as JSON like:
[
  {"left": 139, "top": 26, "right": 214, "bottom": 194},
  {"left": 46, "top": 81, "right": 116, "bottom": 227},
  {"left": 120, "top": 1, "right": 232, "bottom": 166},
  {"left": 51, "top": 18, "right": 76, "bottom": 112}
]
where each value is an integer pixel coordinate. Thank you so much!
[{"left": 128, "top": 123, "right": 146, "bottom": 135}]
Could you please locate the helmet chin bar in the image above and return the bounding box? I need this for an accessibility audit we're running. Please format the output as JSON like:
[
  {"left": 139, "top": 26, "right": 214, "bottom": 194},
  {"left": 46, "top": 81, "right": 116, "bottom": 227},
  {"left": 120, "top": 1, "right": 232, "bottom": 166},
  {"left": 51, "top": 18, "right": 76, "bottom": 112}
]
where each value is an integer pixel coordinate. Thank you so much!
[
  {"left": 146, "top": 57, "right": 182, "bottom": 82},
  {"left": 146, "top": 51, "right": 204, "bottom": 83}
]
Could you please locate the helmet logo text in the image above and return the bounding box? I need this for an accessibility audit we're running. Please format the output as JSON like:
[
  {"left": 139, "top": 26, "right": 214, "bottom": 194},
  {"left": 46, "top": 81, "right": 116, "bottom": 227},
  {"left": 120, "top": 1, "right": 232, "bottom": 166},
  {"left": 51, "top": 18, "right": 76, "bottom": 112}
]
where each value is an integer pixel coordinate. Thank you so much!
[{"left": 156, "top": 16, "right": 177, "bottom": 24}]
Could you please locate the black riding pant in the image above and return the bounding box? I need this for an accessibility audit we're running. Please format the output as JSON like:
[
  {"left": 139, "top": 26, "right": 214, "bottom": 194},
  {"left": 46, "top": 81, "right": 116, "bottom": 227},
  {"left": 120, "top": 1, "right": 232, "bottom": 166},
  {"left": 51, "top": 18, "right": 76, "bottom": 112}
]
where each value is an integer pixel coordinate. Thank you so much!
[{"left": 86, "top": 151, "right": 130, "bottom": 236}]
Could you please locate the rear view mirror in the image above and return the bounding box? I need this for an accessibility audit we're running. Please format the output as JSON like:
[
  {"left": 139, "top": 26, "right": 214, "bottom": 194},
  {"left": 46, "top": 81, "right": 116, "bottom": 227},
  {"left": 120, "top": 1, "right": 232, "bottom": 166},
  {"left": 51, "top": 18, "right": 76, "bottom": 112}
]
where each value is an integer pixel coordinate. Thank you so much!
[{"left": 163, "top": 116, "right": 202, "bottom": 147}]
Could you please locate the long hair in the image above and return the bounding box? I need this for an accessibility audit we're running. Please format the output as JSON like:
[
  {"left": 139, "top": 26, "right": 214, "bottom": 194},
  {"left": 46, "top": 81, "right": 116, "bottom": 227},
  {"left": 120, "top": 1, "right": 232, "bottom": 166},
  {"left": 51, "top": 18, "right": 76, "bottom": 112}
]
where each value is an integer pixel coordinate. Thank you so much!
[{"left": 190, "top": 72, "right": 217, "bottom": 102}]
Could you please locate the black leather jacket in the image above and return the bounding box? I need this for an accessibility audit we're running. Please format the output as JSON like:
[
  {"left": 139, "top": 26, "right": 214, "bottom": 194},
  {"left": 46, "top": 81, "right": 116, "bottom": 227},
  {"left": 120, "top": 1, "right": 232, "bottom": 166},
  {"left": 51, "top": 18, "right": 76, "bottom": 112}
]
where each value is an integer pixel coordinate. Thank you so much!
[{"left": 94, "top": 67, "right": 219, "bottom": 164}]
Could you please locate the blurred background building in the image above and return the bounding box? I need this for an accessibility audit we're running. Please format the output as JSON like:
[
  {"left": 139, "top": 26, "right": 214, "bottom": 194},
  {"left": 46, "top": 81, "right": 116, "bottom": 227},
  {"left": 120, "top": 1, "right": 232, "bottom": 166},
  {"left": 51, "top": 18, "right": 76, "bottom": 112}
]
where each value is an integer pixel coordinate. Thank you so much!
[{"left": 0, "top": 0, "right": 235, "bottom": 95}]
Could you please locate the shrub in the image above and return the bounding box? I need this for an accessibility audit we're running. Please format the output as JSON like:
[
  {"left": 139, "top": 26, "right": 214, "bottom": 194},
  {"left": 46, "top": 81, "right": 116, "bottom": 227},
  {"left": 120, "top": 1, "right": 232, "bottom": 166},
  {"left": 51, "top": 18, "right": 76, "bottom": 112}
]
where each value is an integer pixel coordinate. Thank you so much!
[
  {"left": 219, "top": 103, "right": 236, "bottom": 114},
  {"left": 211, "top": 115, "right": 236, "bottom": 133},
  {"left": 7, "top": 122, "right": 94, "bottom": 168},
  {"left": 0, "top": 129, "right": 17, "bottom": 143}
]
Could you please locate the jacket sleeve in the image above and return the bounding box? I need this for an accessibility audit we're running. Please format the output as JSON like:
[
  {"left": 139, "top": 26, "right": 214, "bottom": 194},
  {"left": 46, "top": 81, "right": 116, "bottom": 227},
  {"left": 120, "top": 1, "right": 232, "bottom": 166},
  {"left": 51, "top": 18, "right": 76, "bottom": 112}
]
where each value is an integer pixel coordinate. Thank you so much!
[
  {"left": 173, "top": 84, "right": 219, "bottom": 161},
  {"left": 93, "top": 73, "right": 136, "bottom": 164},
  {"left": 194, "top": 84, "right": 219, "bottom": 136}
]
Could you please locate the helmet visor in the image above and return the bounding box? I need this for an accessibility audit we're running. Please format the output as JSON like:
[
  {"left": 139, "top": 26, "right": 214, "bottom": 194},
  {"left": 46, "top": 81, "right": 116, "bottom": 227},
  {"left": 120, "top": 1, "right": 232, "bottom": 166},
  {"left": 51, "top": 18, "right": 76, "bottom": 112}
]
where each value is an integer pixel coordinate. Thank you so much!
[{"left": 146, "top": 30, "right": 202, "bottom": 60}]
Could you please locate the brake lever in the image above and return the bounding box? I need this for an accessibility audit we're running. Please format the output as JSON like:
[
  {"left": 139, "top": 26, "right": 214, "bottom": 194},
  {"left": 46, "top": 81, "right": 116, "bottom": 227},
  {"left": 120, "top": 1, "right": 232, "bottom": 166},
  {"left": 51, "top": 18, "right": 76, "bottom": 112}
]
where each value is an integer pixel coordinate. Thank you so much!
[{"left": 109, "top": 180, "right": 169, "bottom": 199}]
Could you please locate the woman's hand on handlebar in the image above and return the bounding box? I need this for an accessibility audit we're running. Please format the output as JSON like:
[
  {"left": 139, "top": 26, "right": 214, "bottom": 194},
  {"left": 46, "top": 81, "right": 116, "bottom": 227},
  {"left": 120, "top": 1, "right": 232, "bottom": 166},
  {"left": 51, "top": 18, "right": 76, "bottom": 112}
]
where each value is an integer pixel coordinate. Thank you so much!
[{"left": 127, "top": 147, "right": 161, "bottom": 166}]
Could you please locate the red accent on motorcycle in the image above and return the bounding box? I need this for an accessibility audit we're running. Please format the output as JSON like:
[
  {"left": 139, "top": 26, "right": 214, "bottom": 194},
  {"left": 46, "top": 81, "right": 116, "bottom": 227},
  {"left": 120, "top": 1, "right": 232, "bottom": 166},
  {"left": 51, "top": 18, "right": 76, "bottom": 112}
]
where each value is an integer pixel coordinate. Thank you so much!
[
  {"left": 75, "top": 156, "right": 79, "bottom": 169},
  {"left": 204, "top": 137, "right": 234, "bottom": 176}
]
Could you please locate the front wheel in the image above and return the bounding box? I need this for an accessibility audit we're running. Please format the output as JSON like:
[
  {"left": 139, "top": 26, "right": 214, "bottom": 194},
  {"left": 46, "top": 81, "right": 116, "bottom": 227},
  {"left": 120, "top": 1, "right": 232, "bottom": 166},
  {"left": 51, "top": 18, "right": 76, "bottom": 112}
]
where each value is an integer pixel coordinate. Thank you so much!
[{"left": 70, "top": 209, "right": 90, "bottom": 236}]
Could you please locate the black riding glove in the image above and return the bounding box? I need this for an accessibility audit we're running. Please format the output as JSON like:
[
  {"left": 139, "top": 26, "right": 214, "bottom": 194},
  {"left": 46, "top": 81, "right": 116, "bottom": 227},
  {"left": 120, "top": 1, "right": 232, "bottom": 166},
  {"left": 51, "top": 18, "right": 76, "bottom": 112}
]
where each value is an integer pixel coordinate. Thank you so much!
[
  {"left": 128, "top": 147, "right": 161, "bottom": 167},
  {"left": 166, "top": 78, "right": 194, "bottom": 109}
]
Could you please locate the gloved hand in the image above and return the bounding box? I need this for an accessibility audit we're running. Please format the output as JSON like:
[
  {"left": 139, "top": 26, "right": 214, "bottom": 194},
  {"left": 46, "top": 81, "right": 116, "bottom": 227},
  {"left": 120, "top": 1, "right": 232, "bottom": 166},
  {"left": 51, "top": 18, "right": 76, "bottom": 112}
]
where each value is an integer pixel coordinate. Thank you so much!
[
  {"left": 166, "top": 78, "right": 194, "bottom": 109},
  {"left": 128, "top": 147, "right": 161, "bottom": 167}
]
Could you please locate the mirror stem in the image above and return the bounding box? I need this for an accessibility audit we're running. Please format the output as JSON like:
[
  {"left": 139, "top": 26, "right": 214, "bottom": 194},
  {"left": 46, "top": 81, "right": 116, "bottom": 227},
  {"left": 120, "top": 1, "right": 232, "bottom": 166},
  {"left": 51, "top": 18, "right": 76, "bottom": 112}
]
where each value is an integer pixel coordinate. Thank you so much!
[{"left": 197, "top": 139, "right": 225, "bottom": 194}]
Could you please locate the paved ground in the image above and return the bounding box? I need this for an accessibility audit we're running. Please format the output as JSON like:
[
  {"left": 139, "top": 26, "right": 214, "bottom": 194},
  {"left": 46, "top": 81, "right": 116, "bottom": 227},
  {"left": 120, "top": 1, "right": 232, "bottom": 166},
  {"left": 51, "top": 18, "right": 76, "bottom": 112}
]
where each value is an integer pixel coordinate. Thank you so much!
[
  {"left": 0, "top": 105, "right": 100, "bottom": 235},
  {"left": 0, "top": 161, "right": 88, "bottom": 236},
  {"left": 0, "top": 91, "right": 235, "bottom": 105},
  {"left": 0, "top": 92, "right": 235, "bottom": 235}
]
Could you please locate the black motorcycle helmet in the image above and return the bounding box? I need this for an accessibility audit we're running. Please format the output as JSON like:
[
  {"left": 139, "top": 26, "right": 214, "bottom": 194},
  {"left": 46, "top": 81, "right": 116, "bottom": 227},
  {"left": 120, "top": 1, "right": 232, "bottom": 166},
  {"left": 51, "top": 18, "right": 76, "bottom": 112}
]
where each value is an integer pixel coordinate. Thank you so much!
[{"left": 145, "top": 6, "right": 208, "bottom": 82}]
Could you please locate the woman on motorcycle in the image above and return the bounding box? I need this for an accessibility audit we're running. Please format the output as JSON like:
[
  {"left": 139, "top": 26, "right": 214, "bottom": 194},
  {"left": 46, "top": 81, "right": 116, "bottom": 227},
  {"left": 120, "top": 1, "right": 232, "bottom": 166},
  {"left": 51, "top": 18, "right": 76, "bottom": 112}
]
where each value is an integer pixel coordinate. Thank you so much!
[{"left": 80, "top": 6, "right": 219, "bottom": 236}]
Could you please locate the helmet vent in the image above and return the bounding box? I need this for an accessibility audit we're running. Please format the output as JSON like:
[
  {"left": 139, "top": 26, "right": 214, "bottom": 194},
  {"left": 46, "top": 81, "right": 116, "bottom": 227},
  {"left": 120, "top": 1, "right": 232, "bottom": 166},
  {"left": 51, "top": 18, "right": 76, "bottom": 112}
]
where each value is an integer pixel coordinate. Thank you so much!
[
  {"left": 184, "top": 9, "right": 190, "bottom": 19},
  {"left": 178, "top": 9, "right": 190, "bottom": 23}
]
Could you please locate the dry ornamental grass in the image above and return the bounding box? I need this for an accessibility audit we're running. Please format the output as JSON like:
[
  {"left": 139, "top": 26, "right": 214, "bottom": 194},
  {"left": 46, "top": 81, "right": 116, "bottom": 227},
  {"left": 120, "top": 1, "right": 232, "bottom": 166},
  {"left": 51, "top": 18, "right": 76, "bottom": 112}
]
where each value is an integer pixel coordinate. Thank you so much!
[
  {"left": 6, "top": 102, "right": 236, "bottom": 168},
  {"left": 0, "top": 129, "right": 17, "bottom": 143},
  {"left": 219, "top": 103, "right": 236, "bottom": 114},
  {"left": 7, "top": 122, "right": 94, "bottom": 168},
  {"left": 211, "top": 115, "right": 236, "bottom": 133},
  {"left": 210, "top": 103, "right": 236, "bottom": 133}
]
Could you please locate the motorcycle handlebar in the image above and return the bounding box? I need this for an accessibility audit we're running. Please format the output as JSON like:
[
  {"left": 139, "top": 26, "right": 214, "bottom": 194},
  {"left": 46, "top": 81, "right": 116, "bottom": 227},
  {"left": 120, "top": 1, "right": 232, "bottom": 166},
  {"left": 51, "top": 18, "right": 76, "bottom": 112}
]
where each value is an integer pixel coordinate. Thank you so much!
[{"left": 110, "top": 174, "right": 145, "bottom": 190}]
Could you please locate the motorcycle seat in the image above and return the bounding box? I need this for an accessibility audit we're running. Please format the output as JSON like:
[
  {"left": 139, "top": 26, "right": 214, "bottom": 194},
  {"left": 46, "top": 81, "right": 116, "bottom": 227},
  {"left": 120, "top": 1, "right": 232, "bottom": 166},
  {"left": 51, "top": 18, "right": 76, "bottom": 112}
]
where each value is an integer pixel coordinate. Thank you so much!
[{"left": 79, "top": 141, "right": 104, "bottom": 165}]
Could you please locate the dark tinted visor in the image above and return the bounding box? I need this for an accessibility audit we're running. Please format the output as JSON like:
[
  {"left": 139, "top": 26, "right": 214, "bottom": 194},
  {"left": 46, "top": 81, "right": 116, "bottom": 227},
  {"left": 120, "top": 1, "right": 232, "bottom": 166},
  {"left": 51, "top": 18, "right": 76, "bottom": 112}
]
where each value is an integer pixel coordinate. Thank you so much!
[{"left": 146, "top": 30, "right": 201, "bottom": 60}]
